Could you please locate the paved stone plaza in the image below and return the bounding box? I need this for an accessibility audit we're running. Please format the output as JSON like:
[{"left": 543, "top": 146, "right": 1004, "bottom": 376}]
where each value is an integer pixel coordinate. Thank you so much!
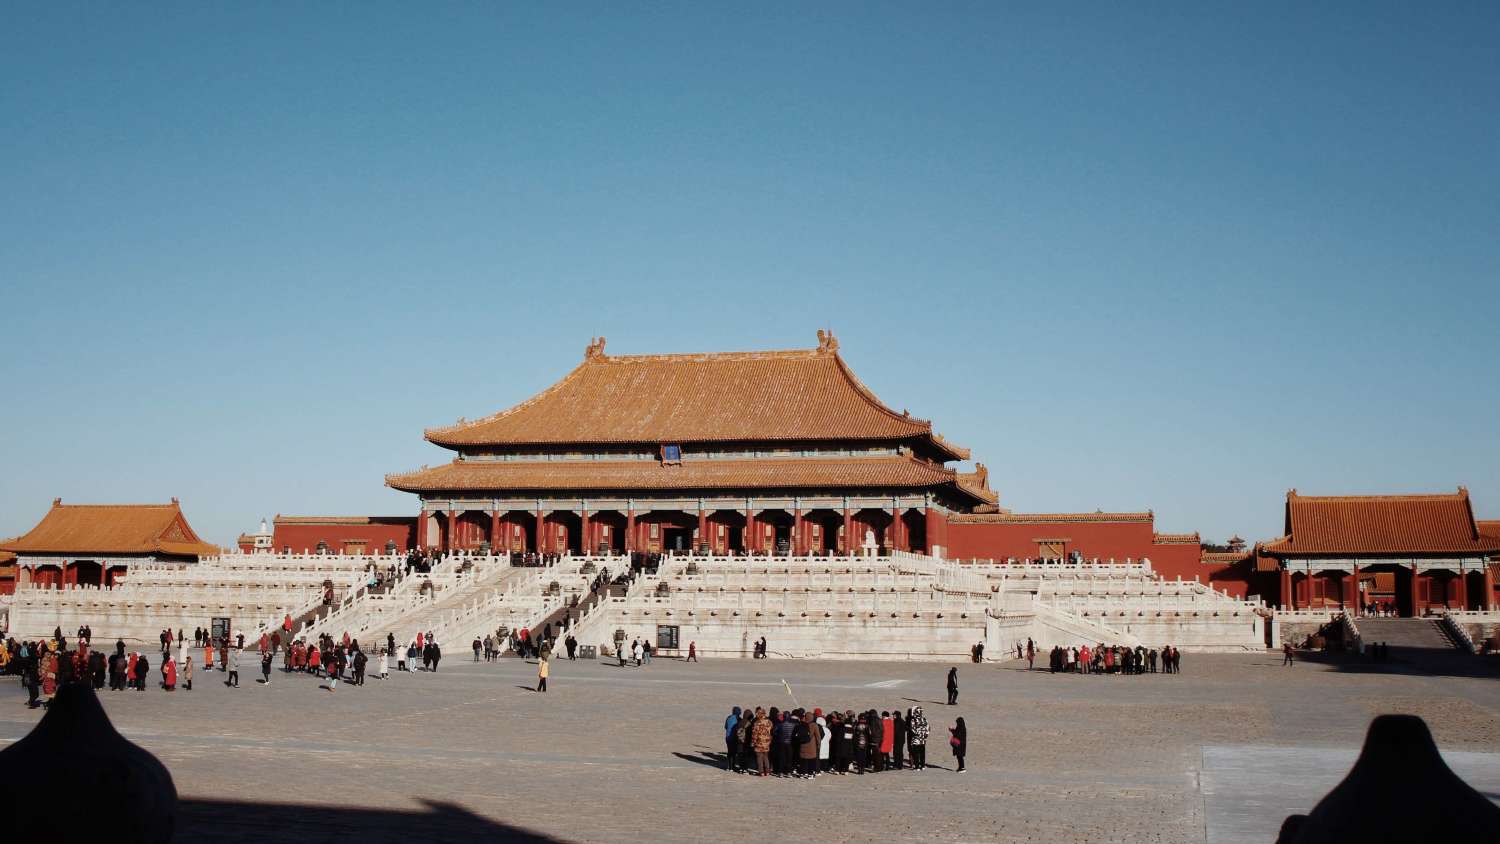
[{"left": 3, "top": 652, "right": 1498, "bottom": 843}]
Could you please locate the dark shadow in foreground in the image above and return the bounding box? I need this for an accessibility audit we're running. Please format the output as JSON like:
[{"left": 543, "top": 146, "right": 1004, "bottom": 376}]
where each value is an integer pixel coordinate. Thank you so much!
[
  {"left": 1275, "top": 714, "right": 1500, "bottom": 843},
  {"left": 177, "top": 798, "right": 570, "bottom": 844}
]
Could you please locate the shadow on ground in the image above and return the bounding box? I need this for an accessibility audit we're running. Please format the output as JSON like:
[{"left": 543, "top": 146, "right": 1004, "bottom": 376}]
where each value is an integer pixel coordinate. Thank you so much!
[
  {"left": 1295, "top": 647, "right": 1500, "bottom": 680},
  {"left": 177, "top": 798, "right": 568, "bottom": 843}
]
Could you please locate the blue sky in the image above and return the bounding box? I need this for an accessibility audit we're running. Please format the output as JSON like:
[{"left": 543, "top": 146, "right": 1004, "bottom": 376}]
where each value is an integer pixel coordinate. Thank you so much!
[{"left": 2, "top": 4, "right": 1497, "bottom": 546}]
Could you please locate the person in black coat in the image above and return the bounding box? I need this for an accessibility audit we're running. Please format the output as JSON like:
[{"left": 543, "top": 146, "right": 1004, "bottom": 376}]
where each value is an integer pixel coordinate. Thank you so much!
[
  {"left": 891, "top": 708, "right": 907, "bottom": 770},
  {"left": 89, "top": 650, "right": 107, "bottom": 689},
  {"left": 949, "top": 717, "right": 967, "bottom": 772},
  {"left": 946, "top": 666, "right": 959, "bottom": 705}
]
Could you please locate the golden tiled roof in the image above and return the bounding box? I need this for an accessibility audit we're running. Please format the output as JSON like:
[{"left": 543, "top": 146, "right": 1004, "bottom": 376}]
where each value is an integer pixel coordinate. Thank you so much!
[
  {"left": 956, "top": 463, "right": 999, "bottom": 505},
  {"left": 0, "top": 500, "right": 218, "bottom": 557},
  {"left": 273, "top": 516, "right": 385, "bottom": 525},
  {"left": 1153, "top": 532, "right": 1201, "bottom": 546},
  {"left": 386, "top": 454, "right": 983, "bottom": 499},
  {"left": 424, "top": 336, "right": 957, "bottom": 450},
  {"left": 1260, "top": 488, "right": 1499, "bottom": 556},
  {"left": 1200, "top": 550, "right": 1252, "bottom": 565},
  {"left": 948, "top": 511, "right": 1154, "bottom": 525},
  {"left": 1478, "top": 520, "right": 1500, "bottom": 551}
]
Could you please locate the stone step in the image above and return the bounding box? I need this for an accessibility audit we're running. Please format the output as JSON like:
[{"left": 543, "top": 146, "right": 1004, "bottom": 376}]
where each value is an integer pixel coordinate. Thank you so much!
[{"left": 1355, "top": 618, "right": 1460, "bottom": 650}]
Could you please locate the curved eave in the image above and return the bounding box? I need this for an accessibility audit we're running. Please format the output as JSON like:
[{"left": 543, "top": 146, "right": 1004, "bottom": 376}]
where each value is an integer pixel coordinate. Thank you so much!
[{"left": 385, "top": 454, "right": 974, "bottom": 497}]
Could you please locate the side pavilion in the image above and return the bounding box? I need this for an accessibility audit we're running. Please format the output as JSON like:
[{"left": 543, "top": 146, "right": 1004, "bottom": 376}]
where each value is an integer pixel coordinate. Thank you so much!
[
  {"left": 1256, "top": 488, "right": 1500, "bottom": 615},
  {"left": 0, "top": 499, "right": 219, "bottom": 589}
]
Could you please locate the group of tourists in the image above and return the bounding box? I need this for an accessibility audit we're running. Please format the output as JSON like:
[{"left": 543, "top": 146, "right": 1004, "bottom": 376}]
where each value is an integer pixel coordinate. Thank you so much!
[
  {"left": 403, "top": 631, "right": 443, "bottom": 672},
  {"left": 615, "top": 637, "right": 655, "bottom": 667},
  {"left": 1, "top": 630, "right": 205, "bottom": 707},
  {"left": 724, "top": 703, "right": 968, "bottom": 776},
  {"left": 1021, "top": 638, "right": 1183, "bottom": 674}
]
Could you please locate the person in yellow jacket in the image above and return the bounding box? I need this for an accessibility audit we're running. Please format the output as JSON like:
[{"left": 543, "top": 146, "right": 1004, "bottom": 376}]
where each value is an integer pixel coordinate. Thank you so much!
[{"left": 537, "top": 656, "right": 549, "bottom": 693}]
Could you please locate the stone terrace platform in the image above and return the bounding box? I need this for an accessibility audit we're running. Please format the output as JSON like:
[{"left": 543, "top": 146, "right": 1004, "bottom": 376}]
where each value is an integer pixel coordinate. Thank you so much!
[{"left": 2, "top": 653, "right": 1498, "bottom": 843}]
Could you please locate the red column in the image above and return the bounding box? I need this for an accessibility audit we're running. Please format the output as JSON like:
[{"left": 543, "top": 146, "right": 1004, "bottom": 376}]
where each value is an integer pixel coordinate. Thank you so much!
[
  {"left": 792, "top": 508, "right": 804, "bottom": 555},
  {"left": 490, "top": 511, "right": 500, "bottom": 553},
  {"left": 626, "top": 509, "right": 636, "bottom": 553},
  {"left": 698, "top": 508, "right": 708, "bottom": 551},
  {"left": 746, "top": 509, "right": 757, "bottom": 553},
  {"left": 925, "top": 507, "right": 940, "bottom": 555},
  {"left": 581, "top": 510, "right": 591, "bottom": 555},
  {"left": 891, "top": 508, "right": 902, "bottom": 551},
  {"left": 1484, "top": 565, "right": 1496, "bottom": 610},
  {"left": 446, "top": 512, "right": 458, "bottom": 551},
  {"left": 842, "top": 508, "right": 853, "bottom": 553},
  {"left": 535, "top": 510, "right": 546, "bottom": 554},
  {"left": 1351, "top": 564, "right": 1361, "bottom": 614},
  {"left": 416, "top": 510, "right": 428, "bottom": 549},
  {"left": 1413, "top": 563, "right": 1423, "bottom": 616},
  {"left": 1280, "top": 567, "right": 1293, "bottom": 610}
]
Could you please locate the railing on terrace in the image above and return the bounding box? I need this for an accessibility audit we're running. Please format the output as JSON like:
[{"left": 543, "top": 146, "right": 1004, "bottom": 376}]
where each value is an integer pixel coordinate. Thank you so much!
[
  {"left": 600, "top": 588, "right": 992, "bottom": 615},
  {"left": 949, "top": 556, "right": 1156, "bottom": 574},
  {"left": 1037, "top": 593, "right": 1260, "bottom": 616},
  {"left": 1440, "top": 612, "right": 1480, "bottom": 655}
]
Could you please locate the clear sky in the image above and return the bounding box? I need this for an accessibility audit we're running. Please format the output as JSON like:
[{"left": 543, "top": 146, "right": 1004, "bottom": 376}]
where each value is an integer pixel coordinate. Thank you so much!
[{"left": 3, "top": 4, "right": 1497, "bottom": 547}]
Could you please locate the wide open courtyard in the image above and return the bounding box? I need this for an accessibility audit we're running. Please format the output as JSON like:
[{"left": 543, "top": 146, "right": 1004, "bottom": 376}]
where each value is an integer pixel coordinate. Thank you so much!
[{"left": 3, "top": 651, "right": 1499, "bottom": 843}]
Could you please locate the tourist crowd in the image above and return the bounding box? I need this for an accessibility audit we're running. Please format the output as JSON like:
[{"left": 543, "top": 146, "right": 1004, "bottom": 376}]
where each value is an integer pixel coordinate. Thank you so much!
[
  {"left": 722, "top": 704, "right": 969, "bottom": 776},
  {"left": 1018, "top": 638, "right": 1184, "bottom": 674}
]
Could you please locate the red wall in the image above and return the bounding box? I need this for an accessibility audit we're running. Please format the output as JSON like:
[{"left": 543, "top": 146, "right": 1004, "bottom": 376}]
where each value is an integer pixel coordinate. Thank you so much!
[
  {"left": 946, "top": 516, "right": 1252, "bottom": 599},
  {"left": 273, "top": 518, "right": 416, "bottom": 555},
  {"left": 945, "top": 518, "right": 1158, "bottom": 563}
]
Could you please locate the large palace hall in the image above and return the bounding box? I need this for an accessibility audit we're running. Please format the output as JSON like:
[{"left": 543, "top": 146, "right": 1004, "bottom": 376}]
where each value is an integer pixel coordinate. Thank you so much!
[{"left": 3, "top": 332, "right": 1497, "bottom": 624}]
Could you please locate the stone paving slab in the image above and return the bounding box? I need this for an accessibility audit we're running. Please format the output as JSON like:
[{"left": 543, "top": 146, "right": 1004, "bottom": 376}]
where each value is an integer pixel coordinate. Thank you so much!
[{"left": 1, "top": 653, "right": 1497, "bottom": 842}]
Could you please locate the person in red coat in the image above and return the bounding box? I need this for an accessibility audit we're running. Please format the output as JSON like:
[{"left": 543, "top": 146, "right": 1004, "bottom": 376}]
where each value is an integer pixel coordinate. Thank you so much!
[{"left": 163, "top": 659, "right": 177, "bottom": 691}]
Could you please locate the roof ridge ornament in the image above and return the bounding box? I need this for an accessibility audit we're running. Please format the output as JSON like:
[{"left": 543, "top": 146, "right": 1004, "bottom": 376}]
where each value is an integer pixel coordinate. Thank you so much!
[
  {"left": 816, "top": 328, "right": 838, "bottom": 354},
  {"left": 585, "top": 336, "right": 607, "bottom": 360}
]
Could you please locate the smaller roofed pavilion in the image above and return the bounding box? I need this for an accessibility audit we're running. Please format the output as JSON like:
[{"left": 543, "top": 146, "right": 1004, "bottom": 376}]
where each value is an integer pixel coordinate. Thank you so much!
[
  {"left": 1256, "top": 488, "right": 1499, "bottom": 616},
  {"left": 0, "top": 499, "right": 219, "bottom": 589}
]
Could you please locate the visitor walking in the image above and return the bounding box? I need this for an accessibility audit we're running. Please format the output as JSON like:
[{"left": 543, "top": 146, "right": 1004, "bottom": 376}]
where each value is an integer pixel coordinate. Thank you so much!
[
  {"left": 946, "top": 666, "right": 959, "bottom": 705},
  {"left": 1282, "top": 642, "right": 1295, "bottom": 666},
  {"left": 536, "top": 655, "right": 549, "bottom": 692},
  {"left": 225, "top": 647, "right": 240, "bottom": 687}
]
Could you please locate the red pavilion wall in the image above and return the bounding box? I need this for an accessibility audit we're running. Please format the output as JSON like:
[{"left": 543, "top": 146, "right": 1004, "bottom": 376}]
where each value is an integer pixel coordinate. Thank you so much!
[
  {"left": 272, "top": 518, "right": 416, "bottom": 555},
  {"left": 946, "top": 517, "right": 1252, "bottom": 599}
]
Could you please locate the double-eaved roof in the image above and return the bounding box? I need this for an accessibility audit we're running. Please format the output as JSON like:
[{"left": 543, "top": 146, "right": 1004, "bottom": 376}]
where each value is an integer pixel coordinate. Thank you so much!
[
  {"left": 391, "top": 334, "right": 989, "bottom": 504},
  {"left": 423, "top": 335, "right": 968, "bottom": 459},
  {"left": 1259, "top": 488, "right": 1500, "bottom": 557},
  {"left": 0, "top": 499, "right": 219, "bottom": 558}
]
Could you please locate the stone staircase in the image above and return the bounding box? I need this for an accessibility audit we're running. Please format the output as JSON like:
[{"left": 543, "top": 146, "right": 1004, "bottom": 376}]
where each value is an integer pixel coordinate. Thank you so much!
[{"left": 1356, "top": 617, "right": 1463, "bottom": 651}]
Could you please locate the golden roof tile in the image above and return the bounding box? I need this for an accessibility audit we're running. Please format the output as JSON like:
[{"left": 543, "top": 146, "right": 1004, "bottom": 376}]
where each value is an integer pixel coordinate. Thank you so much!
[
  {"left": 0, "top": 500, "right": 218, "bottom": 557},
  {"left": 386, "top": 454, "right": 982, "bottom": 499},
  {"left": 948, "top": 511, "right": 1154, "bottom": 525},
  {"left": 424, "top": 335, "right": 943, "bottom": 448},
  {"left": 1261, "top": 488, "right": 1499, "bottom": 556}
]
